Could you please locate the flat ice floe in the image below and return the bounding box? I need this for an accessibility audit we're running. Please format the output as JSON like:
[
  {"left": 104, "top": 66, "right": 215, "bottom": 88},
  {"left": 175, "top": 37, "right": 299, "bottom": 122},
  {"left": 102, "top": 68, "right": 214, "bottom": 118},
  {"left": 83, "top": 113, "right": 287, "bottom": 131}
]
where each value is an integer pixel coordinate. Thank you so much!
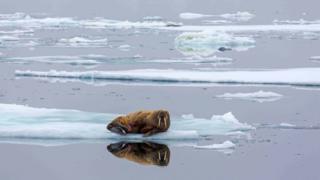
[
  {"left": 175, "top": 31, "right": 255, "bottom": 57},
  {"left": 216, "top": 90, "right": 283, "bottom": 103},
  {"left": 15, "top": 68, "right": 320, "bottom": 88},
  {"left": 0, "top": 104, "right": 253, "bottom": 146}
]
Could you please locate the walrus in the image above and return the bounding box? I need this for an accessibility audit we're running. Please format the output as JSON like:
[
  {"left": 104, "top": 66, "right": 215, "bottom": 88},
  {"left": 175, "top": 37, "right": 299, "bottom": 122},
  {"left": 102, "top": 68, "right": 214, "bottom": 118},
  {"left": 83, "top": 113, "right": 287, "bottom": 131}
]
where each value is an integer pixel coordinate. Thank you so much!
[
  {"left": 107, "top": 141, "right": 170, "bottom": 166},
  {"left": 107, "top": 110, "right": 170, "bottom": 137}
]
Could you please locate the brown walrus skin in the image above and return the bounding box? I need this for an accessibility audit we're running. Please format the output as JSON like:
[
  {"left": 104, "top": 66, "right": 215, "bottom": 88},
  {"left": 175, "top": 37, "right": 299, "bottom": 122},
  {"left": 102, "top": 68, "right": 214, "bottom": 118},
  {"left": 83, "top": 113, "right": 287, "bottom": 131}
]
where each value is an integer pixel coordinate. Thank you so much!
[
  {"left": 107, "top": 110, "right": 170, "bottom": 137},
  {"left": 107, "top": 141, "right": 170, "bottom": 166}
]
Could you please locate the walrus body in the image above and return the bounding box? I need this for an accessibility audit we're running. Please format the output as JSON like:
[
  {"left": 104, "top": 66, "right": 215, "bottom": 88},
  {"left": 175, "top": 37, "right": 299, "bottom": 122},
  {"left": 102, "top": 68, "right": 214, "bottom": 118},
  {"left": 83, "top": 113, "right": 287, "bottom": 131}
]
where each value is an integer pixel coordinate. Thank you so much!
[
  {"left": 107, "top": 142, "right": 170, "bottom": 166},
  {"left": 107, "top": 110, "right": 170, "bottom": 136}
]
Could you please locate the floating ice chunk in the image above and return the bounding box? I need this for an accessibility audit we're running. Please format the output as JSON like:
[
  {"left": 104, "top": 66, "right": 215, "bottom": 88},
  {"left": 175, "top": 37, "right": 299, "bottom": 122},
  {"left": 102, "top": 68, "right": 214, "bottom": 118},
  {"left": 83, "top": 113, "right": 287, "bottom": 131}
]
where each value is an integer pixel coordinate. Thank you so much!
[
  {"left": 118, "top": 44, "right": 131, "bottom": 51},
  {"left": 0, "top": 103, "right": 252, "bottom": 144},
  {"left": 56, "top": 37, "right": 108, "bottom": 47},
  {"left": 15, "top": 68, "right": 320, "bottom": 88},
  {"left": 219, "top": 12, "right": 255, "bottom": 22},
  {"left": 279, "top": 123, "right": 296, "bottom": 128},
  {"left": 216, "top": 90, "right": 283, "bottom": 103},
  {"left": 0, "top": 35, "right": 20, "bottom": 41},
  {"left": 193, "top": 141, "right": 235, "bottom": 149},
  {"left": 175, "top": 31, "right": 255, "bottom": 57},
  {"left": 179, "top": 12, "right": 213, "bottom": 19}
]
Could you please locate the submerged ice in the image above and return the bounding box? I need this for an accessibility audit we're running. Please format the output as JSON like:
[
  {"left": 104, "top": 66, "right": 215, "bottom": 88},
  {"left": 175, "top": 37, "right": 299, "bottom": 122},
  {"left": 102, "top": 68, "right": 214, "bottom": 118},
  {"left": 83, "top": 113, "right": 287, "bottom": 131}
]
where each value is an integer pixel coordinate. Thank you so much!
[
  {"left": 175, "top": 31, "right": 255, "bottom": 57},
  {"left": 0, "top": 104, "right": 253, "bottom": 145}
]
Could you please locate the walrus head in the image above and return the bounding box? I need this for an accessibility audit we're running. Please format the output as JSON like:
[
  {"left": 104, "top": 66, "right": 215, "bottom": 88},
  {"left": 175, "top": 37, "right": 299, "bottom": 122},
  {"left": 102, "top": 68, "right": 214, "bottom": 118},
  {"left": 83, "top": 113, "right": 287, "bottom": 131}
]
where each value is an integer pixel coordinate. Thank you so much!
[
  {"left": 107, "top": 116, "right": 129, "bottom": 135},
  {"left": 155, "top": 110, "right": 170, "bottom": 131},
  {"left": 107, "top": 142, "right": 170, "bottom": 166}
]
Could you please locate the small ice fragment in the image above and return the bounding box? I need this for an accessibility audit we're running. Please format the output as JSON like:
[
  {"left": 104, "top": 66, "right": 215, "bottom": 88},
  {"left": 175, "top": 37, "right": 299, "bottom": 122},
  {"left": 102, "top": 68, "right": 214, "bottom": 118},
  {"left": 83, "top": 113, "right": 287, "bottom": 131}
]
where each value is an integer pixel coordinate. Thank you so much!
[
  {"left": 179, "top": 12, "right": 213, "bottom": 19},
  {"left": 118, "top": 44, "right": 131, "bottom": 51},
  {"left": 279, "top": 123, "right": 296, "bottom": 127}
]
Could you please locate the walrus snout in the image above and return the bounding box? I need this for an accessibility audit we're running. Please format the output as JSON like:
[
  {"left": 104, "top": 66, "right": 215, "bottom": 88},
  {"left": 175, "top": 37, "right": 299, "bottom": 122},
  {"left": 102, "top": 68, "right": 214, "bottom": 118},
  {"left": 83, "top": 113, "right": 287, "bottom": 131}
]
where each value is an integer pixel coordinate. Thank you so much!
[{"left": 107, "top": 122, "right": 128, "bottom": 135}]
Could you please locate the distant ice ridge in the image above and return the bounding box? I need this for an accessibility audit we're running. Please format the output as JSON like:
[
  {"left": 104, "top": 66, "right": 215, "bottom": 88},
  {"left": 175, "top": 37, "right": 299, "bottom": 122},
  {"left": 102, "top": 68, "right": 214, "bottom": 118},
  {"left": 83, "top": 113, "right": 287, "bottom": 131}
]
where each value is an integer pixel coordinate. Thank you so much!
[
  {"left": 0, "top": 54, "right": 231, "bottom": 66},
  {"left": 0, "top": 104, "right": 253, "bottom": 144},
  {"left": 179, "top": 11, "right": 255, "bottom": 21},
  {"left": 175, "top": 31, "right": 255, "bottom": 57},
  {"left": 15, "top": 68, "right": 320, "bottom": 88},
  {"left": 0, "top": 13, "right": 182, "bottom": 29},
  {"left": 256, "top": 123, "right": 320, "bottom": 130},
  {"left": 56, "top": 37, "right": 108, "bottom": 47},
  {"left": 273, "top": 19, "right": 320, "bottom": 25},
  {"left": 216, "top": 90, "right": 283, "bottom": 103}
]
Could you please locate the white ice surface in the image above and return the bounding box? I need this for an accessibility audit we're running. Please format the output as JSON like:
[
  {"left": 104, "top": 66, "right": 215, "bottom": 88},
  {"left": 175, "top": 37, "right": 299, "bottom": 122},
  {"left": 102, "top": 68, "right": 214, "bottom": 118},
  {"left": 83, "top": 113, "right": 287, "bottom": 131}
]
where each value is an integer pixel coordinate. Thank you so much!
[{"left": 15, "top": 68, "right": 320, "bottom": 87}]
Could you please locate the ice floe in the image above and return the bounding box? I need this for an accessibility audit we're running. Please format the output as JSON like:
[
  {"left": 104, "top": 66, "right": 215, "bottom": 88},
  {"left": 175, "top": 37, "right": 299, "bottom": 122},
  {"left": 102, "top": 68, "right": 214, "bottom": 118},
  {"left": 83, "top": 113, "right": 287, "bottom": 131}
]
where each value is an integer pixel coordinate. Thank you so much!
[
  {"left": 15, "top": 68, "right": 320, "bottom": 88},
  {"left": 175, "top": 31, "right": 255, "bottom": 57},
  {"left": 0, "top": 103, "right": 253, "bottom": 145},
  {"left": 216, "top": 90, "right": 283, "bottom": 103}
]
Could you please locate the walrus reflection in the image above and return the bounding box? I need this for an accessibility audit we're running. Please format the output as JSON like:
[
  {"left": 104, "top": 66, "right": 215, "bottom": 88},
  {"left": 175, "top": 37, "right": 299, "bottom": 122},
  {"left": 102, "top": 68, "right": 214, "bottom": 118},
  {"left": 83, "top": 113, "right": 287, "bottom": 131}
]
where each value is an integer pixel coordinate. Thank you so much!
[{"left": 107, "top": 142, "right": 170, "bottom": 166}]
